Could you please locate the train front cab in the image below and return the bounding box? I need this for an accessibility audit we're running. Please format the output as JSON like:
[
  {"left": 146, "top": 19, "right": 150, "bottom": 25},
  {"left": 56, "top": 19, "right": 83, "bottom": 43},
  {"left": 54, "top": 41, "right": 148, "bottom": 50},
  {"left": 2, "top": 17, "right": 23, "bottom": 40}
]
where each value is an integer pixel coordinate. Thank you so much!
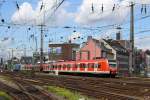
[{"left": 109, "top": 61, "right": 118, "bottom": 77}]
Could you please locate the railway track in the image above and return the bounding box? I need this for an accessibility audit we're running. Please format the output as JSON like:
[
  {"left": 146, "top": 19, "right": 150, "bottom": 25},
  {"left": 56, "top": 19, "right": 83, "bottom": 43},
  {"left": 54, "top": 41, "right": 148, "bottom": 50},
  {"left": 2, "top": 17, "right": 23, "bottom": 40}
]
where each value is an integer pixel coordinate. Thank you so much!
[
  {"left": 0, "top": 81, "right": 36, "bottom": 100},
  {"left": 0, "top": 72, "right": 58, "bottom": 100},
  {"left": 12, "top": 78, "right": 56, "bottom": 100},
  {"left": 1, "top": 72, "right": 150, "bottom": 100}
]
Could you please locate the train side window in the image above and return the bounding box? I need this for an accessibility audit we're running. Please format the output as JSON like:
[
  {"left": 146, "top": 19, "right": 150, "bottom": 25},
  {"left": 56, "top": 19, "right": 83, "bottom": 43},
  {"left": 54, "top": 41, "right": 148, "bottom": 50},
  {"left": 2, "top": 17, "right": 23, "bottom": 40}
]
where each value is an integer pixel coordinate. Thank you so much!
[
  {"left": 94, "top": 63, "right": 99, "bottom": 68},
  {"left": 58, "top": 65, "right": 61, "bottom": 69},
  {"left": 74, "top": 64, "right": 77, "bottom": 68},
  {"left": 72, "top": 64, "right": 75, "bottom": 68},
  {"left": 63, "top": 64, "right": 66, "bottom": 68},
  {"left": 98, "top": 63, "right": 101, "bottom": 68},
  {"left": 85, "top": 64, "right": 88, "bottom": 68},
  {"left": 52, "top": 65, "right": 54, "bottom": 69},
  {"left": 79, "top": 63, "right": 82, "bottom": 68},
  {"left": 49, "top": 65, "right": 51, "bottom": 68},
  {"left": 82, "top": 63, "right": 86, "bottom": 68},
  {"left": 80, "top": 63, "right": 84, "bottom": 68},
  {"left": 54, "top": 65, "right": 56, "bottom": 69},
  {"left": 55, "top": 65, "right": 57, "bottom": 69},
  {"left": 76, "top": 64, "right": 79, "bottom": 68},
  {"left": 74, "top": 64, "right": 79, "bottom": 68},
  {"left": 88, "top": 63, "right": 94, "bottom": 68},
  {"left": 67, "top": 64, "right": 71, "bottom": 68}
]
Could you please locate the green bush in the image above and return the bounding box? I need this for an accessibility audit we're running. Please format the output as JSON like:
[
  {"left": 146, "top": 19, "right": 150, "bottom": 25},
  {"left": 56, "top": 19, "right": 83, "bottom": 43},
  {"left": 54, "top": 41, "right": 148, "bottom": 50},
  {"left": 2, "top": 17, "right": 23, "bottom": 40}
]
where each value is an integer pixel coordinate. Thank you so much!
[
  {"left": 0, "top": 91, "right": 12, "bottom": 100},
  {"left": 45, "top": 86, "right": 88, "bottom": 100}
]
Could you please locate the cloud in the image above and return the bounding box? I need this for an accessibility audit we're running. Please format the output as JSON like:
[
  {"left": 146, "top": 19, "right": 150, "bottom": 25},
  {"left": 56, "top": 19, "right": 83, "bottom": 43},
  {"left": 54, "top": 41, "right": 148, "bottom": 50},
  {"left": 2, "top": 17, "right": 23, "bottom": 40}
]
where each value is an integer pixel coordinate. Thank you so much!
[
  {"left": 11, "top": 0, "right": 72, "bottom": 25},
  {"left": 0, "top": 37, "right": 14, "bottom": 49},
  {"left": 135, "top": 37, "right": 150, "bottom": 50},
  {"left": 11, "top": 2, "right": 36, "bottom": 24},
  {"left": 138, "top": 0, "right": 150, "bottom": 4},
  {"left": 75, "top": 0, "right": 131, "bottom": 25},
  {"left": 0, "top": 37, "right": 15, "bottom": 59}
]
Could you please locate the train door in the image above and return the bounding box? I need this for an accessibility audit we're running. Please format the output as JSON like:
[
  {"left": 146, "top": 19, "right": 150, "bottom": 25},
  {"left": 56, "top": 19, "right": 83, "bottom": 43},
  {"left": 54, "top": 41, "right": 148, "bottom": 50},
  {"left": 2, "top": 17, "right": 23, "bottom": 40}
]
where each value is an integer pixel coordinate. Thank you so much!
[
  {"left": 51, "top": 64, "right": 54, "bottom": 70},
  {"left": 67, "top": 64, "right": 71, "bottom": 71},
  {"left": 97, "top": 62, "right": 101, "bottom": 71},
  {"left": 54, "top": 64, "right": 57, "bottom": 70},
  {"left": 72, "top": 64, "right": 78, "bottom": 71},
  {"left": 58, "top": 65, "right": 61, "bottom": 70},
  {"left": 87, "top": 63, "right": 94, "bottom": 72},
  {"left": 48, "top": 64, "right": 51, "bottom": 71},
  {"left": 62, "top": 64, "right": 67, "bottom": 71},
  {"left": 79, "top": 63, "right": 86, "bottom": 72}
]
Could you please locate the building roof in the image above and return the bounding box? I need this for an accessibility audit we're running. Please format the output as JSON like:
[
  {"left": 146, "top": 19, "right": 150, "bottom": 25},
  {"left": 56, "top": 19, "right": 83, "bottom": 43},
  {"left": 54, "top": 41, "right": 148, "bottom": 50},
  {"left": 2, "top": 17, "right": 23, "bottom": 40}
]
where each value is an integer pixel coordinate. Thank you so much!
[
  {"left": 49, "top": 43, "right": 79, "bottom": 48},
  {"left": 82, "top": 37, "right": 113, "bottom": 53},
  {"left": 104, "top": 39, "right": 129, "bottom": 55}
]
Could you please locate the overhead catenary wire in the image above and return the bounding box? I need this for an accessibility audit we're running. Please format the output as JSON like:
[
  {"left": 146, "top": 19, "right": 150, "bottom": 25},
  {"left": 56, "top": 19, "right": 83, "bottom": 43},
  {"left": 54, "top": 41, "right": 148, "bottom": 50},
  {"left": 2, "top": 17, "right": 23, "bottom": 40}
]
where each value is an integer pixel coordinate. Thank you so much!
[{"left": 0, "top": 0, "right": 149, "bottom": 46}]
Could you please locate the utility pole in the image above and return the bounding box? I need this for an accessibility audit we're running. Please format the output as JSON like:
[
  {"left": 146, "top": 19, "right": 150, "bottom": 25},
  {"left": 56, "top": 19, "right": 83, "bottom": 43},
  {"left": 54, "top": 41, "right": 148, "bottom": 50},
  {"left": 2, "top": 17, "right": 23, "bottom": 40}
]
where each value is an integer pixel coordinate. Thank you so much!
[
  {"left": 129, "top": 2, "right": 135, "bottom": 76},
  {"left": 24, "top": 47, "right": 26, "bottom": 57},
  {"left": 11, "top": 49, "right": 14, "bottom": 59},
  {"left": 40, "top": 24, "right": 44, "bottom": 70},
  {"left": 39, "top": 2, "right": 46, "bottom": 70},
  {"left": 35, "top": 37, "right": 38, "bottom": 52}
]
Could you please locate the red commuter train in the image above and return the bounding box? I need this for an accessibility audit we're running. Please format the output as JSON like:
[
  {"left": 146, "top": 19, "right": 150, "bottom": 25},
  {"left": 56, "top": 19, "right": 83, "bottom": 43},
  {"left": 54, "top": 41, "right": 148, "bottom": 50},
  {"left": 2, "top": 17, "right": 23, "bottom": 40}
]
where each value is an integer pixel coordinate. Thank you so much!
[{"left": 42, "top": 58, "right": 117, "bottom": 77}]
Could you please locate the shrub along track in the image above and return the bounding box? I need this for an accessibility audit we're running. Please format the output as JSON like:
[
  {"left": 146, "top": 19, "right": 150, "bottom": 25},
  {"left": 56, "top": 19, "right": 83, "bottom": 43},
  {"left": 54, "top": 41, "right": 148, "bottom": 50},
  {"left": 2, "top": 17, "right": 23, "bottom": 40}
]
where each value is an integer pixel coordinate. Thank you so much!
[{"left": 1, "top": 72, "right": 150, "bottom": 100}]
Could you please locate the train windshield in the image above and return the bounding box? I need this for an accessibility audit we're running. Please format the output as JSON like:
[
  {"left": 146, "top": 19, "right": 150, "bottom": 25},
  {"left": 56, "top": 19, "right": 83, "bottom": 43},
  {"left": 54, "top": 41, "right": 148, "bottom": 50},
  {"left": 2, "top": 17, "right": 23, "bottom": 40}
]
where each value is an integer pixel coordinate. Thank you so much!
[{"left": 109, "top": 63, "right": 117, "bottom": 68}]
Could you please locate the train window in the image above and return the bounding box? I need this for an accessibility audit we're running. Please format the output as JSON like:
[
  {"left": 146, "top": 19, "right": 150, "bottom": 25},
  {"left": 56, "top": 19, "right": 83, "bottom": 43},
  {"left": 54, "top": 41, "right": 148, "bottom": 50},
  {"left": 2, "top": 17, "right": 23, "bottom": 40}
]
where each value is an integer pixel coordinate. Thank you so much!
[
  {"left": 88, "top": 63, "right": 94, "bottom": 68},
  {"left": 63, "top": 64, "right": 66, "bottom": 68},
  {"left": 80, "top": 63, "right": 86, "bottom": 68},
  {"left": 55, "top": 65, "right": 57, "bottom": 69},
  {"left": 72, "top": 64, "right": 75, "bottom": 67},
  {"left": 67, "top": 64, "right": 71, "bottom": 68},
  {"left": 85, "top": 64, "right": 88, "bottom": 68},
  {"left": 80, "top": 63, "right": 83, "bottom": 68},
  {"left": 109, "top": 64, "right": 116, "bottom": 68},
  {"left": 52, "top": 65, "right": 54, "bottom": 68},
  {"left": 94, "top": 63, "right": 99, "bottom": 68},
  {"left": 49, "top": 65, "right": 51, "bottom": 68},
  {"left": 58, "top": 65, "right": 61, "bottom": 69},
  {"left": 98, "top": 63, "right": 101, "bottom": 68},
  {"left": 75, "top": 64, "right": 78, "bottom": 68}
]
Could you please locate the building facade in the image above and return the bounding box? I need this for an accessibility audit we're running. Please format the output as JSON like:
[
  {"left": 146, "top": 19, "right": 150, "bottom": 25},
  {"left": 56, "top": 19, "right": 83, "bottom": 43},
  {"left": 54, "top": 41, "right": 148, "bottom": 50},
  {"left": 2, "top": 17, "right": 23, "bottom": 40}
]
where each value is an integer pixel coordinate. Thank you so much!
[
  {"left": 49, "top": 42, "right": 79, "bottom": 61},
  {"left": 105, "top": 39, "right": 130, "bottom": 76},
  {"left": 76, "top": 36, "right": 116, "bottom": 61}
]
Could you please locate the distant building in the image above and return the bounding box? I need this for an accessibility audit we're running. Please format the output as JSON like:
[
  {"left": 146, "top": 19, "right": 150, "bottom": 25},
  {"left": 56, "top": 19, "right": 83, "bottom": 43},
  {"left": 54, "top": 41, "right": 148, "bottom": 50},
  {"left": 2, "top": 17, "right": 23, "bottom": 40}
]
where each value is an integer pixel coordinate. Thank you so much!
[
  {"left": 105, "top": 39, "right": 130, "bottom": 76},
  {"left": 135, "top": 49, "right": 150, "bottom": 77},
  {"left": 20, "top": 56, "right": 33, "bottom": 64},
  {"left": 48, "top": 42, "right": 80, "bottom": 61},
  {"left": 116, "top": 40, "right": 131, "bottom": 50},
  {"left": 33, "top": 52, "right": 49, "bottom": 64}
]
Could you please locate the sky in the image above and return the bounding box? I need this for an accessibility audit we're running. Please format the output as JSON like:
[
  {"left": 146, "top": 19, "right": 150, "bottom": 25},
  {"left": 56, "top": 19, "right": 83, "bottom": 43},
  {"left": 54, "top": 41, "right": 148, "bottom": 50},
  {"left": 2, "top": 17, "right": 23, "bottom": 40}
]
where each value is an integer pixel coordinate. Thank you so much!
[{"left": 0, "top": 0, "right": 150, "bottom": 59}]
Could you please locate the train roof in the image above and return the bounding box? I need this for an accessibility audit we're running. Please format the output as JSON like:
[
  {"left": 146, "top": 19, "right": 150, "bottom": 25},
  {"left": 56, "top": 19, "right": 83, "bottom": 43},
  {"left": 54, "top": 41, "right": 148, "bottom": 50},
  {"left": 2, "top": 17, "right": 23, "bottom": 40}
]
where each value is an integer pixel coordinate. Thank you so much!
[{"left": 52, "top": 58, "right": 108, "bottom": 65}]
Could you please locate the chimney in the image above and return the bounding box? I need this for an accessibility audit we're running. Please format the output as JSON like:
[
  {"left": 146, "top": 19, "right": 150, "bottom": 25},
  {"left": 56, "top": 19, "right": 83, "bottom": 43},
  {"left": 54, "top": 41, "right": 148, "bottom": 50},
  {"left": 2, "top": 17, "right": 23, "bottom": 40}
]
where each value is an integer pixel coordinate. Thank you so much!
[
  {"left": 116, "top": 31, "right": 121, "bottom": 40},
  {"left": 116, "top": 26, "right": 122, "bottom": 40},
  {"left": 69, "top": 40, "right": 72, "bottom": 43},
  {"left": 87, "top": 36, "right": 92, "bottom": 41}
]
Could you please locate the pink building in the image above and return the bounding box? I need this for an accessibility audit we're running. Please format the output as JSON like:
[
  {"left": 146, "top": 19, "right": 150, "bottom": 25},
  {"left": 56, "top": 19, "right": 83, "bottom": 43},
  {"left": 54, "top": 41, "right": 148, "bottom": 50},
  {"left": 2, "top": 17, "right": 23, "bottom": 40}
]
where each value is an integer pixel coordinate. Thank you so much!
[{"left": 76, "top": 36, "right": 116, "bottom": 61}]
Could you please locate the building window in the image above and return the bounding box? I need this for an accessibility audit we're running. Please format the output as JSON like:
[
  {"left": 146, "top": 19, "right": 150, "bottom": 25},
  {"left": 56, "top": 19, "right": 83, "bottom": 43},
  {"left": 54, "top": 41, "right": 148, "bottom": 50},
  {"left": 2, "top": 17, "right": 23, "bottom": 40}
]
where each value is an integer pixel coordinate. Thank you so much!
[{"left": 102, "top": 51, "right": 107, "bottom": 58}]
